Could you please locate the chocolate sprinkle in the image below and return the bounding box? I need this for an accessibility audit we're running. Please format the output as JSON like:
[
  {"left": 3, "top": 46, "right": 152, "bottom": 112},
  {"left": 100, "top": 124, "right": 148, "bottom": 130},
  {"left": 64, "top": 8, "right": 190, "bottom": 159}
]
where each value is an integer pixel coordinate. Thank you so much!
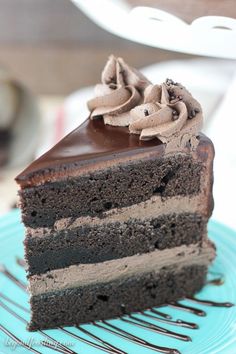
[
  {"left": 144, "top": 109, "right": 149, "bottom": 116},
  {"left": 189, "top": 108, "right": 200, "bottom": 119},
  {"left": 166, "top": 79, "right": 177, "bottom": 86},
  {"left": 109, "top": 83, "right": 117, "bottom": 90},
  {"left": 172, "top": 110, "right": 179, "bottom": 120}
]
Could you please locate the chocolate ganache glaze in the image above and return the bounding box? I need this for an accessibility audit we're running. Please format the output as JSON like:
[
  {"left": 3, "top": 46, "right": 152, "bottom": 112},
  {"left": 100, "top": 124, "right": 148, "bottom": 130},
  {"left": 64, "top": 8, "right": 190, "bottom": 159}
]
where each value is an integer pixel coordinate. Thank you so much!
[
  {"left": 16, "top": 119, "right": 162, "bottom": 186},
  {"left": 88, "top": 57, "right": 203, "bottom": 152}
]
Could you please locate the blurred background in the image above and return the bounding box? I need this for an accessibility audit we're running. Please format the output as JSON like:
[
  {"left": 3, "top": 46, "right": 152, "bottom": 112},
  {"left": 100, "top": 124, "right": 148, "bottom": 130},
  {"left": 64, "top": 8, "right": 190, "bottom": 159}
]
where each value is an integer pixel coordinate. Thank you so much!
[{"left": 0, "top": 0, "right": 236, "bottom": 228}]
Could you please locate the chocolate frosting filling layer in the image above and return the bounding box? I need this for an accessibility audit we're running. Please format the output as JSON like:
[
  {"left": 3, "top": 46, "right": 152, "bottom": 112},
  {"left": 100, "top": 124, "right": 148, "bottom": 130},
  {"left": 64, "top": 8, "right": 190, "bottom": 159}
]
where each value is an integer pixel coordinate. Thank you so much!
[
  {"left": 29, "top": 242, "right": 215, "bottom": 296},
  {"left": 88, "top": 57, "right": 203, "bottom": 151},
  {"left": 27, "top": 194, "right": 208, "bottom": 238}
]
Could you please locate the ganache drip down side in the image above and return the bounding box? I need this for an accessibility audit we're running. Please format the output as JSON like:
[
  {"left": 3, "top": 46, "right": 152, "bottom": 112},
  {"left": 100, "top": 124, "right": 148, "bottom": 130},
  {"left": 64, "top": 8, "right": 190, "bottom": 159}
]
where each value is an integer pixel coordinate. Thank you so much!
[{"left": 87, "top": 56, "right": 203, "bottom": 152}]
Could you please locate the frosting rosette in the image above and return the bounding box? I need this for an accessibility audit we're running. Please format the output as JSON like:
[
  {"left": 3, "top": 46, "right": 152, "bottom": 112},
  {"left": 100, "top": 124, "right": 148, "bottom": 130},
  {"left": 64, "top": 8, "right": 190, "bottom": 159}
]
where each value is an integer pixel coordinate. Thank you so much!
[
  {"left": 129, "top": 80, "right": 203, "bottom": 151},
  {"left": 88, "top": 57, "right": 203, "bottom": 151},
  {"left": 87, "top": 55, "right": 150, "bottom": 126}
]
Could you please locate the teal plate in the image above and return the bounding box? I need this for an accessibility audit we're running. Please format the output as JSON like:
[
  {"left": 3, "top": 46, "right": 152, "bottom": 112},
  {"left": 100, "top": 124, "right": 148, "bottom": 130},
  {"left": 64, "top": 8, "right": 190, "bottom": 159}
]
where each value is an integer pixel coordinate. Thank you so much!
[{"left": 0, "top": 210, "right": 236, "bottom": 354}]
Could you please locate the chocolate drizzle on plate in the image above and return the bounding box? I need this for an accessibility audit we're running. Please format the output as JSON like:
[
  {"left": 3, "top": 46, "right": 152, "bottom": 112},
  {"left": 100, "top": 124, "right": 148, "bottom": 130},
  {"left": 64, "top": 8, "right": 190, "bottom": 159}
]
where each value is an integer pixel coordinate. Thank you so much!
[
  {"left": 0, "top": 324, "right": 42, "bottom": 354},
  {"left": 207, "top": 278, "right": 225, "bottom": 286},
  {"left": 0, "top": 261, "right": 234, "bottom": 354},
  {"left": 0, "top": 292, "right": 30, "bottom": 313},
  {"left": 141, "top": 311, "right": 198, "bottom": 329},
  {"left": 15, "top": 256, "right": 27, "bottom": 269},
  {"left": 0, "top": 296, "right": 77, "bottom": 354},
  {"left": 121, "top": 315, "right": 191, "bottom": 341},
  {"left": 150, "top": 307, "right": 172, "bottom": 319},
  {"left": 40, "top": 341, "right": 72, "bottom": 354},
  {"left": 75, "top": 326, "right": 125, "bottom": 354},
  {"left": 186, "top": 297, "right": 234, "bottom": 308},
  {"left": 207, "top": 271, "right": 225, "bottom": 286},
  {"left": 59, "top": 327, "right": 120, "bottom": 354},
  {"left": 168, "top": 302, "right": 206, "bottom": 316},
  {"left": 94, "top": 320, "right": 180, "bottom": 354},
  {"left": 0, "top": 264, "right": 27, "bottom": 290}
]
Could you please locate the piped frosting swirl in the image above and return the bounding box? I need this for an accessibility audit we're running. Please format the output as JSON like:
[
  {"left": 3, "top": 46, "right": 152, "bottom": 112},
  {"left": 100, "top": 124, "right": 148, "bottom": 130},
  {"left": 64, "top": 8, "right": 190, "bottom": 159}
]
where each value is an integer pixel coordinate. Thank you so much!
[
  {"left": 87, "top": 57, "right": 203, "bottom": 152},
  {"left": 87, "top": 55, "right": 150, "bottom": 127}
]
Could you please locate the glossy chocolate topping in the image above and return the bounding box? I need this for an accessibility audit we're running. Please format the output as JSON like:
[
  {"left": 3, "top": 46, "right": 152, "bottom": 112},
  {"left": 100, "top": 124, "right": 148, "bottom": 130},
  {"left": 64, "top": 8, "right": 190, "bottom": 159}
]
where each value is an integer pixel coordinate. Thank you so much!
[{"left": 16, "top": 118, "right": 163, "bottom": 184}]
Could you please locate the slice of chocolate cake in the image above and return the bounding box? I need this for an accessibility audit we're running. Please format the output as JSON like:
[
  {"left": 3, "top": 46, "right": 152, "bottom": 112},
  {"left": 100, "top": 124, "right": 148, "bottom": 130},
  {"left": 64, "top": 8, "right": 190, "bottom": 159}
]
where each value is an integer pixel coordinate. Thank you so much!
[{"left": 16, "top": 56, "right": 215, "bottom": 331}]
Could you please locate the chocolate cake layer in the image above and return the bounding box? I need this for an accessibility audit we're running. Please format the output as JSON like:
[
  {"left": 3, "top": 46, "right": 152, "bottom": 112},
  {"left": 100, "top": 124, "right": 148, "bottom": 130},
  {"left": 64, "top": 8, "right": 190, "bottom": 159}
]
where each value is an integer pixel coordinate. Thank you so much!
[
  {"left": 20, "top": 154, "right": 203, "bottom": 228},
  {"left": 29, "top": 264, "right": 207, "bottom": 330},
  {"left": 26, "top": 212, "right": 206, "bottom": 275},
  {"left": 29, "top": 242, "right": 214, "bottom": 295}
]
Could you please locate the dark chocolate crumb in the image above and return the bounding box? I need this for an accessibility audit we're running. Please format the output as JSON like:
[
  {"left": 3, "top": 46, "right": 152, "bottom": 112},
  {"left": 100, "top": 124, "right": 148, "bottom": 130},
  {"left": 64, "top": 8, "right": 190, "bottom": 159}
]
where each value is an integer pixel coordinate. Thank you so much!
[
  {"left": 177, "top": 252, "right": 185, "bottom": 257},
  {"left": 97, "top": 294, "right": 109, "bottom": 302},
  {"left": 172, "top": 110, "right": 179, "bottom": 120},
  {"left": 121, "top": 304, "right": 126, "bottom": 313},
  {"left": 95, "top": 115, "right": 103, "bottom": 120},
  {"left": 46, "top": 274, "right": 54, "bottom": 279},
  {"left": 144, "top": 109, "right": 149, "bottom": 116},
  {"left": 189, "top": 109, "right": 197, "bottom": 119},
  {"left": 166, "top": 78, "right": 174, "bottom": 85},
  {"left": 166, "top": 78, "right": 177, "bottom": 86},
  {"left": 109, "top": 83, "right": 117, "bottom": 90}
]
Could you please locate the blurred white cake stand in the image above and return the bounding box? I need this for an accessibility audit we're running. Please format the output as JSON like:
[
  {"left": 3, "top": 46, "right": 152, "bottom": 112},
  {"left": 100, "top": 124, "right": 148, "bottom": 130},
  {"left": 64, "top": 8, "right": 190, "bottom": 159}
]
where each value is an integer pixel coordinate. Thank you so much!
[{"left": 71, "top": 0, "right": 236, "bottom": 59}]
